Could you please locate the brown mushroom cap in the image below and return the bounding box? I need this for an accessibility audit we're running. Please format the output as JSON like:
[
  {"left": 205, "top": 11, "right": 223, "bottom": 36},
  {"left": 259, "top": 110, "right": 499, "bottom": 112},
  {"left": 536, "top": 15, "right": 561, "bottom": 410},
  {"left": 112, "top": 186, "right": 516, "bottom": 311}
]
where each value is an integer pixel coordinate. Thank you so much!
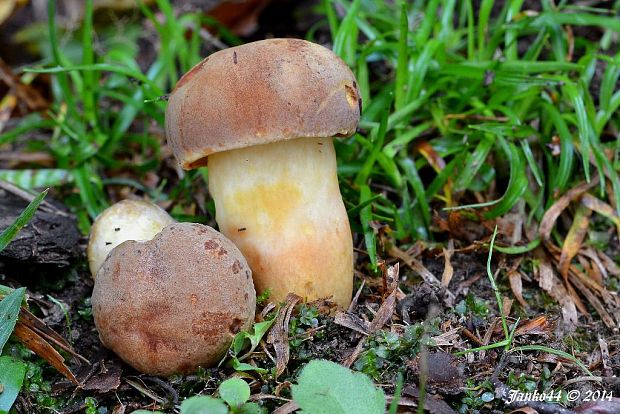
[
  {"left": 165, "top": 38, "right": 361, "bottom": 169},
  {"left": 92, "top": 222, "right": 256, "bottom": 376}
]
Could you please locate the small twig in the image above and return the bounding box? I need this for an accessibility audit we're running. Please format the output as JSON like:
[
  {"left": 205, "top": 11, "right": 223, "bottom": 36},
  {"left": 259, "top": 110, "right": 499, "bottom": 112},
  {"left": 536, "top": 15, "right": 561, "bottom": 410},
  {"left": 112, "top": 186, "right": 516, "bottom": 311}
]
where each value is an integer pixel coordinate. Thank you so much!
[
  {"left": 348, "top": 280, "right": 365, "bottom": 313},
  {"left": 462, "top": 328, "right": 485, "bottom": 346},
  {"left": 125, "top": 378, "right": 165, "bottom": 404},
  {"left": 563, "top": 376, "right": 603, "bottom": 386},
  {"left": 343, "top": 337, "right": 367, "bottom": 368},
  {"left": 143, "top": 376, "right": 179, "bottom": 405}
]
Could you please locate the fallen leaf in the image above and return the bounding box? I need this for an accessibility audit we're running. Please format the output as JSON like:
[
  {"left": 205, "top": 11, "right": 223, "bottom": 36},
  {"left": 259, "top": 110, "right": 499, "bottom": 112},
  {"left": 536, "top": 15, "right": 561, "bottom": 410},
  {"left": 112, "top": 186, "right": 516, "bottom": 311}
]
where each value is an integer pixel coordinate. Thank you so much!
[
  {"left": 266, "top": 293, "right": 300, "bottom": 378},
  {"left": 579, "top": 255, "right": 603, "bottom": 286},
  {"left": 568, "top": 264, "right": 606, "bottom": 296},
  {"left": 507, "top": 256, "right": 527, "bottom": 308},
  {"left": 580, "top": 193, "right": 620, "bottom": 239},
  {"left": 580, "top": 248, "right": 610, "bottom": 280},
  {"left": 0, "top": 58, "right": 48, "bottom": 113},
  {"left": 595, "top": 250, "right": 620, "bottom": 277},
  {"left": 539, "top": 179, "right": 598, "bottom": 241},
  {"left": 13, "top": 322, "right": 78, "bottom": 384},
  {"left": 598, "top": 336, "right": 610, "bottom": 370},
  {"left": 502, "top": 296, "right": 513, "bottom": 318},
  {"left": 333, "top": 312, "right": 369, "bottom": 335},
  {"left": 272, "top": 401, "right": 300, "bottom": 414},
  {"left": 558, "top": 204, "right": 592, "bottom": 281},
  {"left": 569, "top": 276, "right": 615, "bottom": 329},
  {"left": 0, "top": 94, "right": 16, "bottom": 133},
  {"left": 18, "top": 309, "right": 88, "bottom": 363},
  {"left": 388, "top": 246, "right": 440, "bottom": 285},
  {"left": 441, "top": 240, "right": 454, "bottom": 288},
  {"left": 82, "top": 361, "right": 122, "bottom": 393},
  {"left": 514, "top": 316, "right": 551, "bottom": 337},
  {"left": 369, "top": 264, "right": 399, "bottom": 333},
  {"left": 415, "top": 140, "right": 446, "bottom": 172},
  {"left": 342, "top": 336, "right": 367, "bottom": 369},
  {"left": 564, "top": 280, "right": 589, "bottom": 316},
  {"left": 533, "top": 252, "right": 578, "bottom": 327}
]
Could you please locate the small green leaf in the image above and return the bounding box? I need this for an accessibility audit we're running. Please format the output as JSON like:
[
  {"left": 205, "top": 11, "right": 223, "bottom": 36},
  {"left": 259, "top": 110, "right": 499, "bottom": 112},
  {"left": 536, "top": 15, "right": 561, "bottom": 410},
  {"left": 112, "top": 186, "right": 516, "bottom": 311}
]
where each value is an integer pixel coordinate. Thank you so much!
[
  {"left": 0, "top": 288, "right": 25, "bottom": 355},
  {"left": 180, "top": 396, "right": 228, "bottom": 414},
  {"left": 292, "top": 360, "right": 385, "bottom": 414},
  {"left": 237, "top": 402, "right": 266, "bottom": 414},
  {"left": 481, "top": 391, "right": 494, "bottom": 402},
  {"left": 231, "top": 360, "right": 267, "bottom": 373},
  {"left": 131, "top": 411, "right": 164, "bottom": 414},
  {"left": 231, "top": 319, "right": 274, "bottom": 356},
  {"left": 0, "top": 356, "right": 26, "bottom": 413},
  {"left": 218, "top": 378, "right": 250, "bottom": 408}
]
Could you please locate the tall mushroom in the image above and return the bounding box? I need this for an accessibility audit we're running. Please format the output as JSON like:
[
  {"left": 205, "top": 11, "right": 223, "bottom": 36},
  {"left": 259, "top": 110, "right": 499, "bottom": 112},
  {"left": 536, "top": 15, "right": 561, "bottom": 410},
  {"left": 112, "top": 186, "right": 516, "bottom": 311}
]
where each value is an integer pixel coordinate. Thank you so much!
[{"left": 166, "top": 39, "right": 361, "bottom": 308}]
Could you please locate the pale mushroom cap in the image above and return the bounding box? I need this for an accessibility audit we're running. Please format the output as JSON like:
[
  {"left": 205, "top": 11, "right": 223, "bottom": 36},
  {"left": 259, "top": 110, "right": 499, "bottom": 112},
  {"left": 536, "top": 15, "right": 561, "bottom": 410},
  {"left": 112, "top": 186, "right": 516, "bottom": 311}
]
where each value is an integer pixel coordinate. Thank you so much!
[
  {"left": 92, "top": 222, "right": 256, "bottom": 376},
  {"left": 165, "top": 38, "right": 361, "bottom": 169},
  {"left": 87, "top": 199, "right": 175, "bottom": 278}
]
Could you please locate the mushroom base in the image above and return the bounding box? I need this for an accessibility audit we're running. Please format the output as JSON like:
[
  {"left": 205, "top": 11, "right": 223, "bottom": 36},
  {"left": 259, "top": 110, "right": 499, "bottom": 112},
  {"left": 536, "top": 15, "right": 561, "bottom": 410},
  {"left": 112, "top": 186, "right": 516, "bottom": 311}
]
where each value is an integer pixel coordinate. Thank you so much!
[{"left": 208, "top": 137, "right": 353, "bottom": 308}]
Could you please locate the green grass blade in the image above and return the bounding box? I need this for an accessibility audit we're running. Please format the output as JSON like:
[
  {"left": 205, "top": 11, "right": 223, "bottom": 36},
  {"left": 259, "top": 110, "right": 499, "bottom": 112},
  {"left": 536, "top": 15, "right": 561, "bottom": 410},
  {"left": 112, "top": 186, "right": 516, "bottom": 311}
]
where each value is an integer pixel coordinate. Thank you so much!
[
  {"left": 394, "top": 0, "right": 409, "bottom": 111},
  {"left": 399, "top": 157, "right": 431, "bottom": 233},
  {"left": 477, "top": 0, "right": 494, "bottom": 60},
  {"left": 360, "top": 185, "right": 377, "bottom": 270},
  {"left": 81, "top": 0, "right": 97, "bottom": 129},
  {"left": 416, "top": 0, "right": 439, "bottom": 46},
  {"left": 25, "top": 64, "right": 163, "bottom": 94},
  {"left": 454, "top": 136, "right": 494, "bottom": 191},
  {"left": 563, "top": 83, "right": 592, "bottom": 183},
  {"left": 0, "top": 288, "right": 26, "bottom": 354},
  {"left": 504, "top": 0, "right": 525, "bottom": 60},
  {"left": 72, "top": 165, "right": 107, "bottom": 219},
  {"left": 510, "top": 345, "right": 592, "bottom": 376},
  {"left": 0, "top": 189, "right": 48, "bottom": 253},
  {"left": 484, "top": 140, "right": 528, "bottom": 218},
  {"left": 543, "top": 103, "right": 574, "bottom": 192},
  {"left": 322, "top": 0, "right": 339, "bottom": 40},
  {"left": 486, "top": 226, "right": 509, "bottom": 341},
  {"left": 47, "top": 0, "right": 78, "bottom": 118},
  {"left": 0, "top": 169, "right": 73, "bottom": 189},
  {"left": 520, "top": 139, "right": 543, "bottom": 187},
  {"left": 533, "top": 12, "right": 620, "bottom": 33},
  {"left": 332, "top": 0, "right": 361, "bottom": 65}
]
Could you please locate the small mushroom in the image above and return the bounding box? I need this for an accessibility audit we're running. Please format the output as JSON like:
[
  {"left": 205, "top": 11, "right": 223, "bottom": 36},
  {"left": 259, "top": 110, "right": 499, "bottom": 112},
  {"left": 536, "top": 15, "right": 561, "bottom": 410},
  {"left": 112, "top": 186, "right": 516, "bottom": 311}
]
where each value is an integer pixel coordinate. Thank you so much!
[
  {"left": 165, "top": 38, "right": 360, "bottom": 308},
  {"left": 87, "top": 199, "right": 175, "bottom": 278},
  {"left": 92, "top": 222, "right": 256, "bottom": 376}
]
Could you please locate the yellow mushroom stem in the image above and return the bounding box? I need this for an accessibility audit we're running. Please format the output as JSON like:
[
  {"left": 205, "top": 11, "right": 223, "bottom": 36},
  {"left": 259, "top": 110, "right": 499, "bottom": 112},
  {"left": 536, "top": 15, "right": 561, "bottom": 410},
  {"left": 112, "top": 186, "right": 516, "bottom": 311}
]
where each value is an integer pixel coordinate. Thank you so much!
[{"left": 208, "top": 136, "right": 353, "bottom": 308}]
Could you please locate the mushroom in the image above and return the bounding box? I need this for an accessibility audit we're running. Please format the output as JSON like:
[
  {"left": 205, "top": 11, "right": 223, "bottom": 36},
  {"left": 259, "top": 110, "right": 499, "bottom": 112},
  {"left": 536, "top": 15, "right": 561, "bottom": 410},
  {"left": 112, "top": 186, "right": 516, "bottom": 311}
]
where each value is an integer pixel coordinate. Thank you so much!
[
  {"left": 92, "top": 222, "right": 256, "bottom": 376},
  {"left": 87, "top": 199, "right": 175, "bottom": 278},
  {"left": 165, "top": 38, "right": 360, "bottom": 308}
]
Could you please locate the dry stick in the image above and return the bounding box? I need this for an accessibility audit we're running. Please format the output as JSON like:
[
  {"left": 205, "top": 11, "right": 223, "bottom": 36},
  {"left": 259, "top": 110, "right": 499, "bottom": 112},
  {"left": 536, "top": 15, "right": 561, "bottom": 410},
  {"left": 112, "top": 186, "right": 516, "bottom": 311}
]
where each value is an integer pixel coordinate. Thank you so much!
[
  {"left": 0, "top": 180, "right": 67, "bottom": 215},
  {"left": 142, "top": 376, "right": 179, "bottom": 405}
]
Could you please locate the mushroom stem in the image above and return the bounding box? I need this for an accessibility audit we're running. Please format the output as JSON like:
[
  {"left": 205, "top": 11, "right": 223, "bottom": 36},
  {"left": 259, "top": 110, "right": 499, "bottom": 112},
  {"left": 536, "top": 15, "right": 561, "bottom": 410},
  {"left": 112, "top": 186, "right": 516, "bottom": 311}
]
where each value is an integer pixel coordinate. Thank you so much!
[{"left": 208, "top": 136, "right": 353, "bottom": 308}]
